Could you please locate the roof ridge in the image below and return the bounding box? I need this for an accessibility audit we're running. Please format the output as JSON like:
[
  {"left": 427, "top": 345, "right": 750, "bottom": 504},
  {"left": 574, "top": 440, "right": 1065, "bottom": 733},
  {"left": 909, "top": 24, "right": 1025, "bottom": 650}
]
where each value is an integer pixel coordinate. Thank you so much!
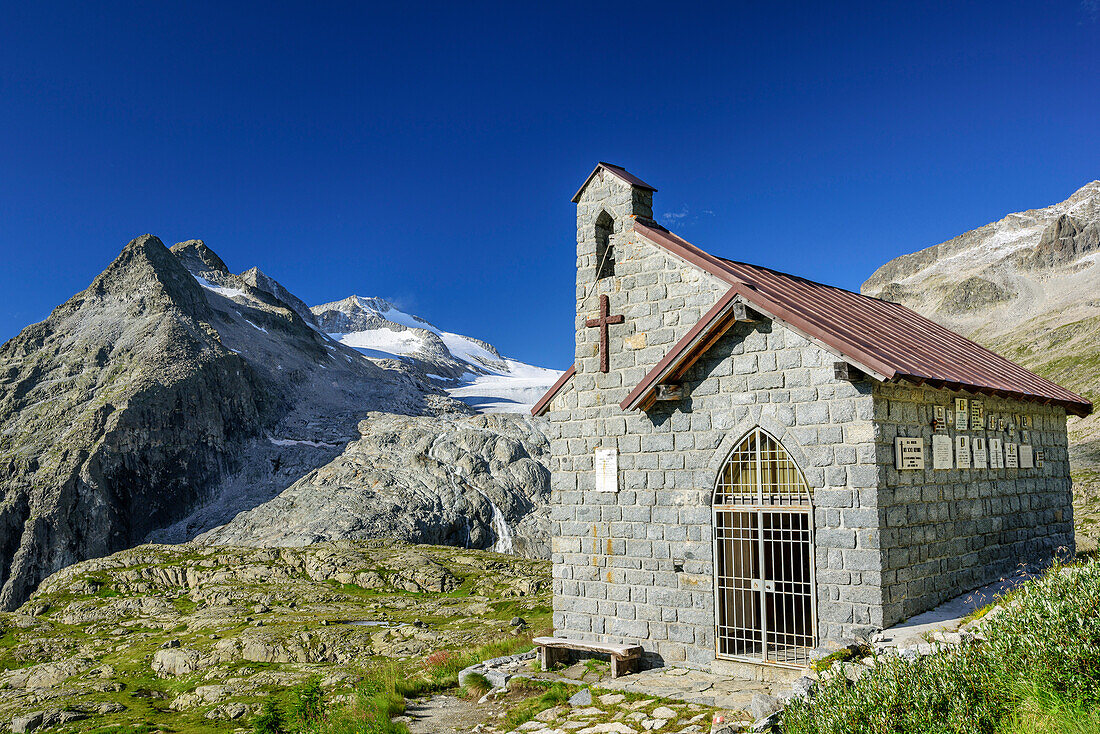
[{"left": 571, "top": 162, "right": 657, "bottom": 203}]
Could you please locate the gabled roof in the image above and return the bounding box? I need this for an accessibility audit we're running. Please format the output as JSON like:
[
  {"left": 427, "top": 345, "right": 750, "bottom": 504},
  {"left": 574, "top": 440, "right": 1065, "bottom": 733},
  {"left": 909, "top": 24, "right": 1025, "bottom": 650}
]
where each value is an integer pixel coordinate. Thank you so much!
[
  {"left": 571, "top": 162, "right": 657, "bottom": 203},
  {"left": 535, "top": 167, "right": 1092, "bottom": 419},
  {"left": 626, "top": 221, "right": 1092, "bottom": 417}
]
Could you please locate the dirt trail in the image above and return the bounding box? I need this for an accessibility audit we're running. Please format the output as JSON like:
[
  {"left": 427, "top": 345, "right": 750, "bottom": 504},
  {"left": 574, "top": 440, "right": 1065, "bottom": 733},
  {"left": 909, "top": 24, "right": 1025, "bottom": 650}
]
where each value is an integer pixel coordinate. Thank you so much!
[{"left": 405, "top": 694, "right": 489, "bottom": 734}]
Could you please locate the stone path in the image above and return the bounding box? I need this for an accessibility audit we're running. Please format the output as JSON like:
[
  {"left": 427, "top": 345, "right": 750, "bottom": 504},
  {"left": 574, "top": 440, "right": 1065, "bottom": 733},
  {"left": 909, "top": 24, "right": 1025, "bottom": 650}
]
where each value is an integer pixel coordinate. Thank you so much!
[
  {"left": 490, "top": 690, "right": 725, "bottom": 734},
  {"left": 536, "top": 662, "right": 777, "bottom": 712},
  {"left": 876, "top": 571, "right": 1033, "bottom": 650}
]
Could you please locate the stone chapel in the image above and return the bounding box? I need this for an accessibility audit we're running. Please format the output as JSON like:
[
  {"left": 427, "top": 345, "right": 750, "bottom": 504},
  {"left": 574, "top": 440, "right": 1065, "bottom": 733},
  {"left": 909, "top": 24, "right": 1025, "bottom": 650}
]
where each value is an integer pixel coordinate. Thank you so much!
[{"left": 532, "top": 162, "right": 1092, "bottom": 675}]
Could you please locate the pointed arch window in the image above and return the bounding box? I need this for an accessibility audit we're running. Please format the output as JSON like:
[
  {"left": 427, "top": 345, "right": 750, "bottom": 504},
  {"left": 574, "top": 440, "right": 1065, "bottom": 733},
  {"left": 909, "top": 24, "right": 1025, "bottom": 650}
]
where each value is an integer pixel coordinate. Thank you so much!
[
  {"left": 594, "top": 210, "right": 615, "bottom": 280},
  {"left": 714, "top": 428, "right": 812, "bottom": 507}
]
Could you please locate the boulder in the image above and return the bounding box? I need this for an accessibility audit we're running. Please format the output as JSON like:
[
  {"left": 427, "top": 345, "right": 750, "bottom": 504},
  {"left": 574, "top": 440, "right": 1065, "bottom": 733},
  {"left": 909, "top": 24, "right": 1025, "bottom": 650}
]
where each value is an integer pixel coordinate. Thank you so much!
[
  {"left": 749, "top": 693, "right": 782, "bottom": 722},
  {"left": 11, "top": 712, "right": 44, "bottom": 734},
  {"left": 152, "top": 648, "right": 204, "bottom": 677}
]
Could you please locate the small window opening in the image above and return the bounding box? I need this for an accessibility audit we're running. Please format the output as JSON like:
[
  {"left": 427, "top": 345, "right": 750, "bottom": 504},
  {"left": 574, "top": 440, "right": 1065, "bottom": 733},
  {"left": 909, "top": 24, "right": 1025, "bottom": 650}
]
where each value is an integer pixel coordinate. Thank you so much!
[{"left": 595, "top": 211, "right": 615, "bottom": 280}]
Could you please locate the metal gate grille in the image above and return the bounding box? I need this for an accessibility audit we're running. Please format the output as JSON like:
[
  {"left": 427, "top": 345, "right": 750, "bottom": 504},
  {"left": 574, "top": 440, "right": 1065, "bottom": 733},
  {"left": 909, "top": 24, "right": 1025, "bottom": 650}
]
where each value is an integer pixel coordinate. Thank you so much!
[{"left": 714, "top": 429, "right": 816, "bottom": 666}]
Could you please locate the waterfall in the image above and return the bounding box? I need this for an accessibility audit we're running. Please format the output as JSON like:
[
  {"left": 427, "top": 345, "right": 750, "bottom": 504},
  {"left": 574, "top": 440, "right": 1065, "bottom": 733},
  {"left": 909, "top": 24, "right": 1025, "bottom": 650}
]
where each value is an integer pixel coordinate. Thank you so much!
[
  {"left": 428, "top": 432, "right": 514, "bottom": 555},
  {"left": 476, "top": 488, "right": 514, "bottom": 555}
]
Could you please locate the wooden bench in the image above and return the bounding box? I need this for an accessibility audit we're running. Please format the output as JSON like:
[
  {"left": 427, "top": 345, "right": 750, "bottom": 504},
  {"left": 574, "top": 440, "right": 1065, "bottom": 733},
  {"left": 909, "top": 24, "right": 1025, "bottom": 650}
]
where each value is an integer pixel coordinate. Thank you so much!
[{"left": 533, "top": 636, "right": 643, "bottom": 678}]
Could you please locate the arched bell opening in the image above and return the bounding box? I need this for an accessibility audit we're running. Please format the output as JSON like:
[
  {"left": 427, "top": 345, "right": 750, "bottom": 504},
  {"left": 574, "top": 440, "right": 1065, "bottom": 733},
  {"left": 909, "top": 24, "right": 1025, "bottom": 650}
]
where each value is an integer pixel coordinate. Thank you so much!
[{"left": 594, "top": 210, "right": 615, "bottom": 280}]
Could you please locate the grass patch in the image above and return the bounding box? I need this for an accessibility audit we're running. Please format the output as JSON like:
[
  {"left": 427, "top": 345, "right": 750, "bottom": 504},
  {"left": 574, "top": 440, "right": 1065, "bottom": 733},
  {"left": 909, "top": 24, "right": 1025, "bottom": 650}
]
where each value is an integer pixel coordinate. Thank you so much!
[
  {"left": 501, "top": 681, "right": 572, "bottom": 730},
  {"left": 583, "top": 658, "right": 608, "bottom": 675},
  {"left": 809, "top": 644, "right": 870, "bottom": 673},
  {"left": 461, "top": 672, "right": 491, "bottom": 698},
  {"left": 784, "top": 557, "right": 1100, "bottom": 734},
  {"left": 250, "top": 668, "right": 410, "bottom": 734}
]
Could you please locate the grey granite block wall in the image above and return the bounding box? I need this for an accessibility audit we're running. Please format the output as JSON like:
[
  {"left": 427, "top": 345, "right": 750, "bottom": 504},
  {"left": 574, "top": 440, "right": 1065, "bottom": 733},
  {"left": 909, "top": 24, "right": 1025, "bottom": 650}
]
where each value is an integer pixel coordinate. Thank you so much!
[{"left": 871, "top": 382, "right": 1073, "bottom": 627}]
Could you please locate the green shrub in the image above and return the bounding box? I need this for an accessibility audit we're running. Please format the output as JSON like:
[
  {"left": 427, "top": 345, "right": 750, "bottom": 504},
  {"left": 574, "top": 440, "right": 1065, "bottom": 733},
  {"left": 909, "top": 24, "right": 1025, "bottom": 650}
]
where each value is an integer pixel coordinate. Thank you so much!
[
  {"left": 810, "top": 644, "right": 871, "bottom": 673},
  {"left": 252, "top": 697, "right": 287, "bottom": 734},
  {"left": 289, "top": 677, "right": 326, "bottom": 731},
  {"left": 783, "top": 558, "right": 1100, "bottom": 734}
]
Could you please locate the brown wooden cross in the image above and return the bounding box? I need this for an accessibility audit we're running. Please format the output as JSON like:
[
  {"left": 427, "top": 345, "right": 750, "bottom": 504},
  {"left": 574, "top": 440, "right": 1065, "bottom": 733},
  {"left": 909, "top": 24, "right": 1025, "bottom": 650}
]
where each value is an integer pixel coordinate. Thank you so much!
[{"left": 586, "top": 294, "right": 624, "bottom": 373}]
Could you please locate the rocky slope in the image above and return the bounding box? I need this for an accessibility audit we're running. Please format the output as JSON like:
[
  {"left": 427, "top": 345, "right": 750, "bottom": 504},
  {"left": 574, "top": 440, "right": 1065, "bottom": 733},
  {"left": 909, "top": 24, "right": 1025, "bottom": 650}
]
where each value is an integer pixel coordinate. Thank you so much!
[
  {"left": 198, "top": 412, "right": 552, "bottom": 558},
  {"left": 0, "top": 236, "right": 554, "bottom": 611},
  {"left": 0, "top": 234, "right": 424, "bottom": 611},
  {"left": 862, "top": 180, "right": 1100, "bottom": 546},
  {"left": 0, "top": 541, "right": 550, "bottom": 730}
]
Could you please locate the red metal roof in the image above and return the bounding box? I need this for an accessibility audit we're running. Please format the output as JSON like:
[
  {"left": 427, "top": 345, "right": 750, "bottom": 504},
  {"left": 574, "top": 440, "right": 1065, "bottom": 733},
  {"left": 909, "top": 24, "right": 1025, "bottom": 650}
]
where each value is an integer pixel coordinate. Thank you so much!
[
  {"left": 620, "top": 287, "right": 743, "bottom": 411},
  {"left": 531, "top": 364, "right": 575, "bottom": 416},
  {"left": 571, "top": 162, "right": 657, "bottom": 203},
  {"left": 630, "top": 221, "right": 1093, "bottom": 417}
]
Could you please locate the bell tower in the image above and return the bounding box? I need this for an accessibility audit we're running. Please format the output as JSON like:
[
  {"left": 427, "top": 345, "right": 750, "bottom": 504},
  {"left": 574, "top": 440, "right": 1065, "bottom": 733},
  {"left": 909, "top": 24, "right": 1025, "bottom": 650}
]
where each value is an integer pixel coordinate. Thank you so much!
[{"left": 571, "top": 163, "right": 657, "bottom": 374}]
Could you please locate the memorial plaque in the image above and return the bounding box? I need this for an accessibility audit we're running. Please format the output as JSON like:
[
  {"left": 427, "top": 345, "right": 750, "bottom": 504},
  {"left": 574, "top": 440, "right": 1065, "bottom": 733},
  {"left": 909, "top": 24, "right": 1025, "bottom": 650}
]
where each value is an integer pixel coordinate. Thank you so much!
[
  {"left": 969, "top": 400, "right": 983, "bottom": 431},
  {"left": 956, "top": 435, "right": 972, "bottom": 469},
  {"left": 999, "top": 416, "right": 1007, "bottom": 431},
  {"left": 955, "top": 398, "right": 969, "bottom": 430},
  {"left": 594, "top": 447, "right": 619, "bottom": 493},
  {"left": 1024, "top": 415, "right": 1033, "bottom": 429},
  {"left": 988, "top": 413, "right": 998, "bottom": 430},
  {"left": 1036, "top": 450, "right": 1045, "bottom": 469},
  {"left": 933, "top": 405, "right": 947, "bottom": 432},
  {"left": 895, "top": 437, "right": 925, "bottom": 470},
  {"left": 932, "top": 434, "right": 954, "bottom": 470},
  {"left": 972, "top": 437, "right": 988, "bottom": 469},
  {"left": 1005, "top": 442, "right": 1019, "bottom": 469},
  {"left": 1019, "top": 444, "right": 1034, "bottom": 469},
  {"left": 989, "top": 438, "right": 1004, "bottom": 469}
]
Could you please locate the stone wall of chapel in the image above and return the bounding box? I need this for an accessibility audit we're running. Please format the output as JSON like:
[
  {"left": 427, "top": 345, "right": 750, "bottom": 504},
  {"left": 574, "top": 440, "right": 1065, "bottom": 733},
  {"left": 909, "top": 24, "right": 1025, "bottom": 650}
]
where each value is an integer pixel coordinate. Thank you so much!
[
  {"left": 545, "top": 313, "right": 880, "bottom": 669},
  {"left": 871, "top": 383, "right": 1074, "bottom": 627}
]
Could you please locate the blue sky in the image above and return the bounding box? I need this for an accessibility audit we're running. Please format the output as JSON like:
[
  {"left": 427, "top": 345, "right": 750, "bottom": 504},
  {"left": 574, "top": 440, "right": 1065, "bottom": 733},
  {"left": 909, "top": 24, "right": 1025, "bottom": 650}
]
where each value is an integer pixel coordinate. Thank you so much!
[{"left": 1, "top": 1, "right": 1097, "bottom": 369}]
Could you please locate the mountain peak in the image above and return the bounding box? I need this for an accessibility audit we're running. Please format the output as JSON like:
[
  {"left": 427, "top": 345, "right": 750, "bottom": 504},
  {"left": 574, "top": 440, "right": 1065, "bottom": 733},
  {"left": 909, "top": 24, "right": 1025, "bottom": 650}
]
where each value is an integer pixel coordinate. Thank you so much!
[
  {"left": 170, "top": 239, "right": 229, "bottom": 275},
  {"left": 1069, "top": 180, "right": 1100, "bottom": 201},
  {"left": 80, "top": 234, "right": 208, "bottom": 313},
  {"left": 864, "top": 179, "right": 1100, "bottom": 293}
]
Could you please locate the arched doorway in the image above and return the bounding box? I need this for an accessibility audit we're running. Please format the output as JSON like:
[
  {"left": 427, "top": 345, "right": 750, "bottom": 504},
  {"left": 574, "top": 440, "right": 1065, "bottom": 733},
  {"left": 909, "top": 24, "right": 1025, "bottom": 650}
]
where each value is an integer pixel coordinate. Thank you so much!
[{"left": 713, "top": 427, "right": 817, "bottom": 666}]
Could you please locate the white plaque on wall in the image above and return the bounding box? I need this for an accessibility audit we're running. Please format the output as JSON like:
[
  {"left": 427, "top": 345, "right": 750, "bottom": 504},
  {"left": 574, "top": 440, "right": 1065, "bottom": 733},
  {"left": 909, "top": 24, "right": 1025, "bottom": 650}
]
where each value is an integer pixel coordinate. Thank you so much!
[
  {"left": 1005, "top": 442, "right": 1019, "bottom": 469},
  {"left": 933, "top": 405, "right": 947, "bottom": 431},
  {"left": 989, "top": 438, "right": 1004, "bottom": 469},
  {"left": 594, "top": 447, "right": 619, "bottom": 492},
  {"left": 932, "top": 434, "right": 953, "bottom": 470},
  {"left": 972, "top": 437, "right": 988, "bottom": 469},
  {"left": 955, "top": 398, "right": 969, "bottom": 431},
  {"left": 1019, "top": 444, "right": 1034, "bottom": 469},
  {"left": 956, "top": 435, "right": 972, "bottom": 469},
  {"left": 969, "top": 401, "right": 983, "bottom": 431},
  {"left": 895, "top": 437, "right": 925, "bottom": 470}
]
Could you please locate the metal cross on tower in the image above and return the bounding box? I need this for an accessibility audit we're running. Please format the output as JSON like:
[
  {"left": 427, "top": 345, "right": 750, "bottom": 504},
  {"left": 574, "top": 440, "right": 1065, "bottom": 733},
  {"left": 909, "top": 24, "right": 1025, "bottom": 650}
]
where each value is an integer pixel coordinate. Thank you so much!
[{"left": 586, "top": 294, "right": 624, "bottom": 373}]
